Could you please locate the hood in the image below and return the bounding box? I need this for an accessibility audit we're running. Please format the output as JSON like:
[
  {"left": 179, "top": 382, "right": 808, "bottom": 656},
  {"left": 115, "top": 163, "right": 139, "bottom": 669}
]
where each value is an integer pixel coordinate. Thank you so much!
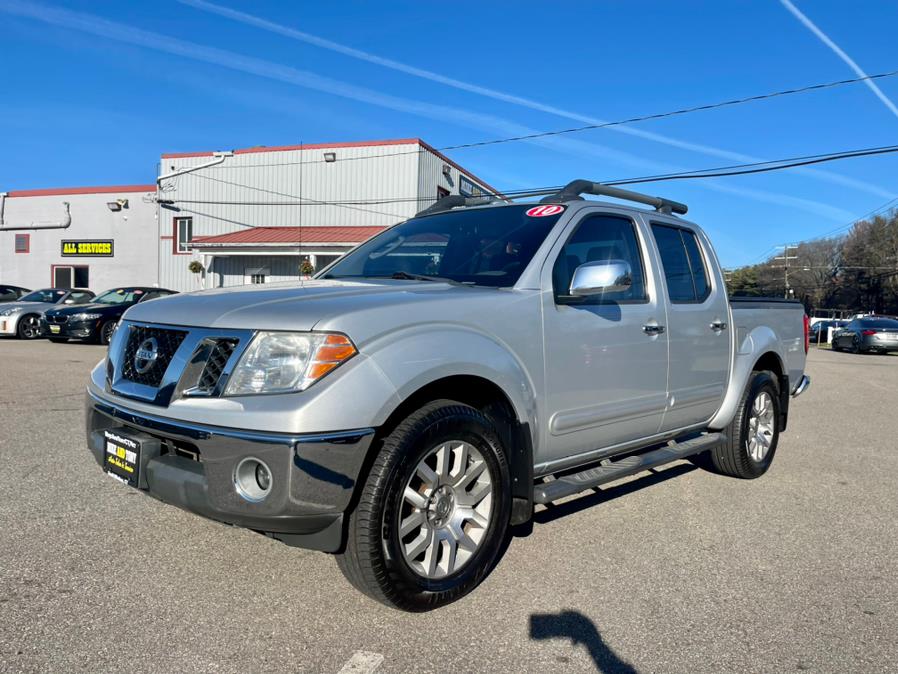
[
  {"left": 123, "top": 279, "right": 499, "bottom": 332},
  {"left": 1, "top": 301, "right": 56, "bottom": 315},
  {"left": 48, "top": 301, "right": 127, "bottom": 316}
]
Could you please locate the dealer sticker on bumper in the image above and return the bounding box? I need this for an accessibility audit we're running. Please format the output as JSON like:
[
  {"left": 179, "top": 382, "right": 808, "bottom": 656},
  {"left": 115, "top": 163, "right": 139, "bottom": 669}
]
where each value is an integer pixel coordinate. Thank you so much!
[{"left": 103, "top": 430, "right": 141, "bottom": 488}]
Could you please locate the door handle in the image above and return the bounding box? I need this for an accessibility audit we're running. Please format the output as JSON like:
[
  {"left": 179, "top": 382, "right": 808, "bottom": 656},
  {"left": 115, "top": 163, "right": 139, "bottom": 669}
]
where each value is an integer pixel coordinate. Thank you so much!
[
  {"left": 643, "top": 324, "right": 665, "bottom": 335},
  {"left": 710, "top": 320, "right": 728, "bottom": 332}
]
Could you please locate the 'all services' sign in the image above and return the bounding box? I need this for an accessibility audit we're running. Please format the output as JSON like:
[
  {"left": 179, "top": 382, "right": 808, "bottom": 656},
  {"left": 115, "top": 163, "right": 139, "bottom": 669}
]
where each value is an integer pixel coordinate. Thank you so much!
[{"left": 61, "top": 240, "right": 114, "bottom": 257}]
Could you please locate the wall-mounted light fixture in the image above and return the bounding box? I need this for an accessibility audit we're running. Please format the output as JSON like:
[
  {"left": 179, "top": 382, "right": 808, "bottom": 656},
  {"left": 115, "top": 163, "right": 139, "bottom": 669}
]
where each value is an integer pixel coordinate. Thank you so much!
[
  {"left": 106, "top": 202, "right": 121, "bottom": 212},
  {"left": 324, "top": 152, "right": 337, "bottom": 163},
  {"left": 442, "top": 163, "right": 451, "bottom": 176}
]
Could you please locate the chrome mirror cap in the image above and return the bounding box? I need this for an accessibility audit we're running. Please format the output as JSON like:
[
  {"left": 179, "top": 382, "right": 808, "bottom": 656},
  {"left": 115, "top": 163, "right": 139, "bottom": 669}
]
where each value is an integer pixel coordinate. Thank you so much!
[{"left": 569, "top": 260, "right": 633, "bottom": 296}]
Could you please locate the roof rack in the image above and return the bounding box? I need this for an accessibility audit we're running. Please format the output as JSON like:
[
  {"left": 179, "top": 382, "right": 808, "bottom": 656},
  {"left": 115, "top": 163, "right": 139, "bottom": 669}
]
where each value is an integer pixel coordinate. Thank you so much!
[
  {"left": 415, "top": 194, "right": 501, "bottom": 217},
  {"left": 540, "top": 180, "right": 688, "bottom": 215},
  {"left": 414, "top": 180, "right": 688, "bottom": 217}
]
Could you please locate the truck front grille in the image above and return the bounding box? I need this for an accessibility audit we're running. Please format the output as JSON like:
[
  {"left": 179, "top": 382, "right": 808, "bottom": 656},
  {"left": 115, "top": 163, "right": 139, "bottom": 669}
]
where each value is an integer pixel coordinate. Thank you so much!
[
  {"left": 195, "top": 338, "right": 239, "bottom": 393},
  {"left": 120, "top": 326, "right": 188, "bottom": 387}
]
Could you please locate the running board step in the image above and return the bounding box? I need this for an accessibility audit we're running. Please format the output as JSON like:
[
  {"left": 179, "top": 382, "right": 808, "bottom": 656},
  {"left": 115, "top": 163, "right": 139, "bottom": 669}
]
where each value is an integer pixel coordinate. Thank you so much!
[{"left": 532, "top": 432, "right": 726, "bottom": 505}]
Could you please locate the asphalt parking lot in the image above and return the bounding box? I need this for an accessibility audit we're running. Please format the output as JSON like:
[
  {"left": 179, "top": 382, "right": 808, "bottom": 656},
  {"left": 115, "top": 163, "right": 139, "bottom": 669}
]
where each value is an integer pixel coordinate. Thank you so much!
[{"left": 1, "top": 341, "right": 896, "bottom": 673}]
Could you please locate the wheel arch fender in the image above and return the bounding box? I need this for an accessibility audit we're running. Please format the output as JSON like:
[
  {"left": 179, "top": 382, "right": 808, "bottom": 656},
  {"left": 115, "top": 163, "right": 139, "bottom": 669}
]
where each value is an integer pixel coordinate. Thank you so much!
[
  {"left": 709, "top": 325, "right": 787, "bottom": 431},
  {"left": 364, "top": 326, "right": 539, "bottom": 525}
]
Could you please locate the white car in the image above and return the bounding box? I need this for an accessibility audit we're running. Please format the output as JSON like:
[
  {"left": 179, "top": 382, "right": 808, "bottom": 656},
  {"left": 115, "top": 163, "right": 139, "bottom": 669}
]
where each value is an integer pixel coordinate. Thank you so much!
[{"left": 0, "top": 287, "right": 94, "bottom": 339}]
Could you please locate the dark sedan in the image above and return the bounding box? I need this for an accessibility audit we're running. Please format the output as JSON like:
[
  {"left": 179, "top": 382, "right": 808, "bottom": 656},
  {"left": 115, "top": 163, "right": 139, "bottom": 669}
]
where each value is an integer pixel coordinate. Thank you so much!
[
  {"left": 832, "top": 317, "right": 898, "bottom": 354},
  {"left": 0, "top": 285, "right": 30, "bottom": 302},
  {"left": 43, "top": 287, "right": 177, "bottom": 345}
]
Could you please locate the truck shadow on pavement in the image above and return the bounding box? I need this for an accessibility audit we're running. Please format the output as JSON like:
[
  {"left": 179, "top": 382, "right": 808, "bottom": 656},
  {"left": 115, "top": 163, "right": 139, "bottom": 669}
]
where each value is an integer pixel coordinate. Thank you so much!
[
  {"left": 528, "top": 462, "right": 697, "bottom": 527},
  {"left": 531, "top": 610, "right": 638, "bottom": 673}
]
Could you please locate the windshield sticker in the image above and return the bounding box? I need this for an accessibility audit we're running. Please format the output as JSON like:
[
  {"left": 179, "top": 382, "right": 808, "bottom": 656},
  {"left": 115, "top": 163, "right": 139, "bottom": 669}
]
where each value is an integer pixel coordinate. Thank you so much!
[{"left": 525, "top": 205, "right": 565, "bottom": 218}]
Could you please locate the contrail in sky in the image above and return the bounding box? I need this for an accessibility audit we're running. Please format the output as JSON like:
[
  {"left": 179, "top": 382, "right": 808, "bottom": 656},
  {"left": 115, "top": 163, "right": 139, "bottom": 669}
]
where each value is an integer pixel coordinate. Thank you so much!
[
  {"left": 780, "top": 0, "right": 898, "bottom": 119},
  {"left": 0, "top": 0, "right": 857, "bottom": 220},
  {"left": 179, "top": 0, "right": 894, "bottom": 200}
]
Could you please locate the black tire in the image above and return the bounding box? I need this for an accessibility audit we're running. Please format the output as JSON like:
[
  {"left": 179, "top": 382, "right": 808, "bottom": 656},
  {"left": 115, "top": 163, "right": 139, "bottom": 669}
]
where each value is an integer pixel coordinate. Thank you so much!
[
  {"left": 336, "top": 400, "right": 512, "bottom": 611},
  {"left": 704, "top": 371, "right": 780, "bottom": 479},
  {"left": 48, "top": 338, "right": 68, "bottom": 344},
  {"left": 16, "top": 314, "right": 42, "bottom": 340},
  {"left": 849, "top": 337, "right": 861, "bottom": 354},
  {"left": 100, "top": 320, "right": 116, "bottom": 345}
]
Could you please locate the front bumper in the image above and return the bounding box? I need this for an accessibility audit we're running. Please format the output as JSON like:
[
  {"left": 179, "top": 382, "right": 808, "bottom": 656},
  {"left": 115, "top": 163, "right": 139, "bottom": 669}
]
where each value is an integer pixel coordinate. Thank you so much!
[
  {"left": 43, "top": 318, "right": 99, "bottom": 339},
  {"left": 86, "top": 389, "right": 375, "bottom": 552},
  {"left": 0, "top": 314, "right": 21, "bottom": 335}
]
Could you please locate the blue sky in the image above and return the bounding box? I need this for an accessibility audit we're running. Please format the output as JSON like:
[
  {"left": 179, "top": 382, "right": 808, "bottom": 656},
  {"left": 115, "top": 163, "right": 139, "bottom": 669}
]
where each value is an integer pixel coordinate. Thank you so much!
[{"left": 1, "top": 0, "right": 897, "bottom": 267}]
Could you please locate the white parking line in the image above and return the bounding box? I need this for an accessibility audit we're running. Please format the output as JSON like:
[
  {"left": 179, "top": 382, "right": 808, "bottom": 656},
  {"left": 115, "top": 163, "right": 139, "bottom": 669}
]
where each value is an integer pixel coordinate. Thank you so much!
[{"left": 338, "top": 651, "right": 384, "bottom": 674}]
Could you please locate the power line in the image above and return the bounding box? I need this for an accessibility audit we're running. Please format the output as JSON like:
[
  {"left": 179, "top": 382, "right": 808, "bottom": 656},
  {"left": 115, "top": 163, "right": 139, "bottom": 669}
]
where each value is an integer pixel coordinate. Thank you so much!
[
  {"left": 441, "top": 69, "right": 898, "bottom": 152},
  {"left": 164, "top": 143, "right": 898, "bottom": 210},
  {"left": 603, "top": 144, "right": 898, "bottom": 186},
  {"left": 193, "top": 68, "right": 898, "bottom": 171}
]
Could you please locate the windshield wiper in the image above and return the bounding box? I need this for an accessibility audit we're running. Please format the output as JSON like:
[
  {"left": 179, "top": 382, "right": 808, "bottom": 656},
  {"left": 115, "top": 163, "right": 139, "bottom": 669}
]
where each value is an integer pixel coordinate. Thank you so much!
[{"left": 386, "top": 271, "right": 468, "bottom": 286}]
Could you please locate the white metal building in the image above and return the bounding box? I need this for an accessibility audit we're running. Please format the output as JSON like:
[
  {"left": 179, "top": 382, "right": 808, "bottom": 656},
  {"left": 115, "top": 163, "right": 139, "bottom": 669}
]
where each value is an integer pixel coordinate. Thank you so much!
[
  {"left": 0, "top": 185, "right": 159, "bottom": 292},
  {"left": 158, "top": 138, "right": 497, "bottom": 289},
  {"left": 1, "top": 138, "right": 497, "bottom": 293}
]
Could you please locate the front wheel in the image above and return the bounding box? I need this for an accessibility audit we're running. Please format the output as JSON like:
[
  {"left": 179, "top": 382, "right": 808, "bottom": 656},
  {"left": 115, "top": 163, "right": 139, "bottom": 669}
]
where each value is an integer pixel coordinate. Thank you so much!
[
  {"left": 703, "top": 370, "right": 781, "bottom": 479},
  {"left": 99, "top": 320, "right": 117, "bottom": 345},
  {"left": 336, "top": 400, "right": 511, "bottom": 611},
  {"left": 16, "top": 314, "right": 42, "bottom": 340}
]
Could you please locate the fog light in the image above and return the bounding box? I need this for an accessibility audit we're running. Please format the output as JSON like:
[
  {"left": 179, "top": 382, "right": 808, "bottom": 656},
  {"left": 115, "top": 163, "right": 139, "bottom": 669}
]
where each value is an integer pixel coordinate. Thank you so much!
[
  {"left": 234, "top": 457, "right": 272, "bottom": 502},
  {"left": 255, "top": 462, "right": 271, "bottom": 491}
]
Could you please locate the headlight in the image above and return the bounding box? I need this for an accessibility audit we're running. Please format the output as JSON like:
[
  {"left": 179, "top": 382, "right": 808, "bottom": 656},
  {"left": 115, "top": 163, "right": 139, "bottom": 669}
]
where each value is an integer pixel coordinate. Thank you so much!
[
  {"left": 224, "top": 331, "right": 357, "bottom": 395},
  {"left": 0, "top": 307, "right": 23, "bottom": 317},
  {"left": 71, "top": 313, "right": 102, "bottom": 321}
]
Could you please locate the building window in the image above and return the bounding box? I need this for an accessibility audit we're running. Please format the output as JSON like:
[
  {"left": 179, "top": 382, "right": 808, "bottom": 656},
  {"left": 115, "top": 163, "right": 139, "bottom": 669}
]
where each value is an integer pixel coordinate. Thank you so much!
[
  {"left": 52, "top": 265, "right": 89, "bottom": 289},
  {"left": 175, "top": 217, "right": 193, "bottom": 254},
  {"left": 245, "top": 267, "right": 269, "bottom": 285},
  {"left": 15, "top": 234, "right": 30, "bottom": 254},
  {"left": 437, "top": 186, "right": 450, "bottom": 200}
]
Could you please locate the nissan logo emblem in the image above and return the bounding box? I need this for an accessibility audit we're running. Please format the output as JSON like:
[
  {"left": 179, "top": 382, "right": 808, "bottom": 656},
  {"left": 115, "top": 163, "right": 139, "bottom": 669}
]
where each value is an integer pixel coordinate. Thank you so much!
[{"left": 134, "top": 337, "right": 159, "bottom": 375}]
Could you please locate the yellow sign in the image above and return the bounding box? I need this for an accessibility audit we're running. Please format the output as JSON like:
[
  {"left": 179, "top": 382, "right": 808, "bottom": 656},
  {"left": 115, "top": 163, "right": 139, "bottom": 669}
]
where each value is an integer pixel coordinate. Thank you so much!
[{"left": 61, "top": 240, "right": 114, "bottom": 257}]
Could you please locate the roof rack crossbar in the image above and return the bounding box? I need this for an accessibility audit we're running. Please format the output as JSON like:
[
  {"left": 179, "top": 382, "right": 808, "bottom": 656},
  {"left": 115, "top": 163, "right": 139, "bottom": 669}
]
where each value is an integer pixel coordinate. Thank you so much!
[
  {"left": 540, "top": 179, "right": 688, "bottom": 215},
  {"left": 415, "top": 194, "right": 501, "bottom": 217}
]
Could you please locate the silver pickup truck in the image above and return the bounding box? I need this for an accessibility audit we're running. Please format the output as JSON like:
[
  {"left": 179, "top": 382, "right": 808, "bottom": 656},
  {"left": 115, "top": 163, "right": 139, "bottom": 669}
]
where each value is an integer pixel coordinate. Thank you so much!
[{"left": 85, "top": 181, "right": 810, "bottom": 611}]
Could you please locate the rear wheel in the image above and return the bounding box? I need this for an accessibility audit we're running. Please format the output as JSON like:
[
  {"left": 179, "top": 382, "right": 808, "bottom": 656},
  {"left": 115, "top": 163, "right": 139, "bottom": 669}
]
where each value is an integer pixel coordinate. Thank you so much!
[
  {"left": 16, "top": 314, "right": 42, "bottom": 340},
  {"left": 702, "top": 371, "right": 780, "bottom": 479},
  {"left": 336, "top": 400, "right": 511, "bottom": 611}
]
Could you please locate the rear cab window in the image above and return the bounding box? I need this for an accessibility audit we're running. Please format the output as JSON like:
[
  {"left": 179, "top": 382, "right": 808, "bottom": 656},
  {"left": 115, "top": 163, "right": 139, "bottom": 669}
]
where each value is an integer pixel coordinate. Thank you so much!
[{"left": 651, "top": 223, "right": 711, "bottom": 303}]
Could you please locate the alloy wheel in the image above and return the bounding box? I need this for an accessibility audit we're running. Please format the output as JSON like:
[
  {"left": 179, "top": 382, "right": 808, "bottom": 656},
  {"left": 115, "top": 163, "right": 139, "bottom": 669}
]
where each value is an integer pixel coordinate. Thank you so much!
[
  {"left": 20, "top": 316, "right": 41, "bottom": 339},
  {"left": 747, "top": 391, "right": 776, "bottom": 462},
  {"left": 398, "top": 440, "right": 493, "bottom": 580}
]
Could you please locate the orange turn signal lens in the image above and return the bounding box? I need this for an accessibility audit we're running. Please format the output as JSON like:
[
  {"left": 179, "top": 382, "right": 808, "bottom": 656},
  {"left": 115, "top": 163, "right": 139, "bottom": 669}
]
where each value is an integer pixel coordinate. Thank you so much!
[{"left": 303, "top": 333, "right": 357, "bottom": 387}]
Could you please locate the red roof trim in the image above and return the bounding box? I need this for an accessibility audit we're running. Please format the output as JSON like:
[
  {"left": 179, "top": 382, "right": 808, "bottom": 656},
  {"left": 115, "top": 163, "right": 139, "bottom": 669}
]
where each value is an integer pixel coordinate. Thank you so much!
[
  {"left": 162, "top": 138, "right": 422, "bottom": 159},
  {"left": 191, "top": 225, "right": 387, "bottom": 246},
  {"left": 6, "top": 184, "right": 156, "bottom": 198}
]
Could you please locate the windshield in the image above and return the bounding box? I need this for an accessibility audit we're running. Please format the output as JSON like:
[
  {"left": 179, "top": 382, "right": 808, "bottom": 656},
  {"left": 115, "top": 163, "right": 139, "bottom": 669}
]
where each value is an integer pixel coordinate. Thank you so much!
[
  {"left": 20, "top": 289, "right": 66, "bottom": 303},
  {"left": 94, "top": 288, "right": 144, "bottom": 305},
  {"left": 322, "top": 204, "right": 567, "bottom": 287}
]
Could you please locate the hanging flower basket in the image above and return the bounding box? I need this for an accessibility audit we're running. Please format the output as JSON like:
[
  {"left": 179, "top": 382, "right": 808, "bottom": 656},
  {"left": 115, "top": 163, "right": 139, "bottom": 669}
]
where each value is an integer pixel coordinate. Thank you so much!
[{"left": 188, "top": 260, "right": 205, "bottom": 274}]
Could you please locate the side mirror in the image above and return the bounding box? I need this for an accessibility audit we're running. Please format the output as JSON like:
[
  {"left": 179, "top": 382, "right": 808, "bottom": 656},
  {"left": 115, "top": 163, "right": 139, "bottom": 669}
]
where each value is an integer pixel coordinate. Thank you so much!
[{"left": 569, "top": 260, "right": 632, "bottom": 297}]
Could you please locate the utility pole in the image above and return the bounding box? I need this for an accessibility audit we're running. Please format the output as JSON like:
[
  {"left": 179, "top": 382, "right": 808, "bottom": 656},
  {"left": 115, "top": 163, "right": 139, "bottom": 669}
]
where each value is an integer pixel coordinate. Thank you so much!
[{"left": 774, "top": 244, "right": 798, "bottom": 298}]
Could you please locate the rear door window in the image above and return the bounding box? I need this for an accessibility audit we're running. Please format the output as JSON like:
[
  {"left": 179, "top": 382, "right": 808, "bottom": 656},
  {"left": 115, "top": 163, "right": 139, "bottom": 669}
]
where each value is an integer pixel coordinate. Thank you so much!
[{"left": 651, "top": 224, "right": 710, "bottom": 303}]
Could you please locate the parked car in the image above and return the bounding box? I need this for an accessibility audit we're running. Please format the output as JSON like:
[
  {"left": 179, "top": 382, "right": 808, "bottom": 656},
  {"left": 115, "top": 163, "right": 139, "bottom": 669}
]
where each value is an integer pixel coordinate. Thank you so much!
[
  {"left": 0, "top": 285, "right": 30, "bottom": 303},
  {"left": 43, "top": 287, "right": 177, "bottom": 345},
  {"left": 808, "top": 319, "right": 846, "bottom": 344},
  {"left": 831, "top": 316, "right": 898, "bottom": 354},
  {"left": 85, "top": 181, "right": 810, "bottom": 610},
  {"left": 0, "top": 287, "right": 95, "bottom": 339}
]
